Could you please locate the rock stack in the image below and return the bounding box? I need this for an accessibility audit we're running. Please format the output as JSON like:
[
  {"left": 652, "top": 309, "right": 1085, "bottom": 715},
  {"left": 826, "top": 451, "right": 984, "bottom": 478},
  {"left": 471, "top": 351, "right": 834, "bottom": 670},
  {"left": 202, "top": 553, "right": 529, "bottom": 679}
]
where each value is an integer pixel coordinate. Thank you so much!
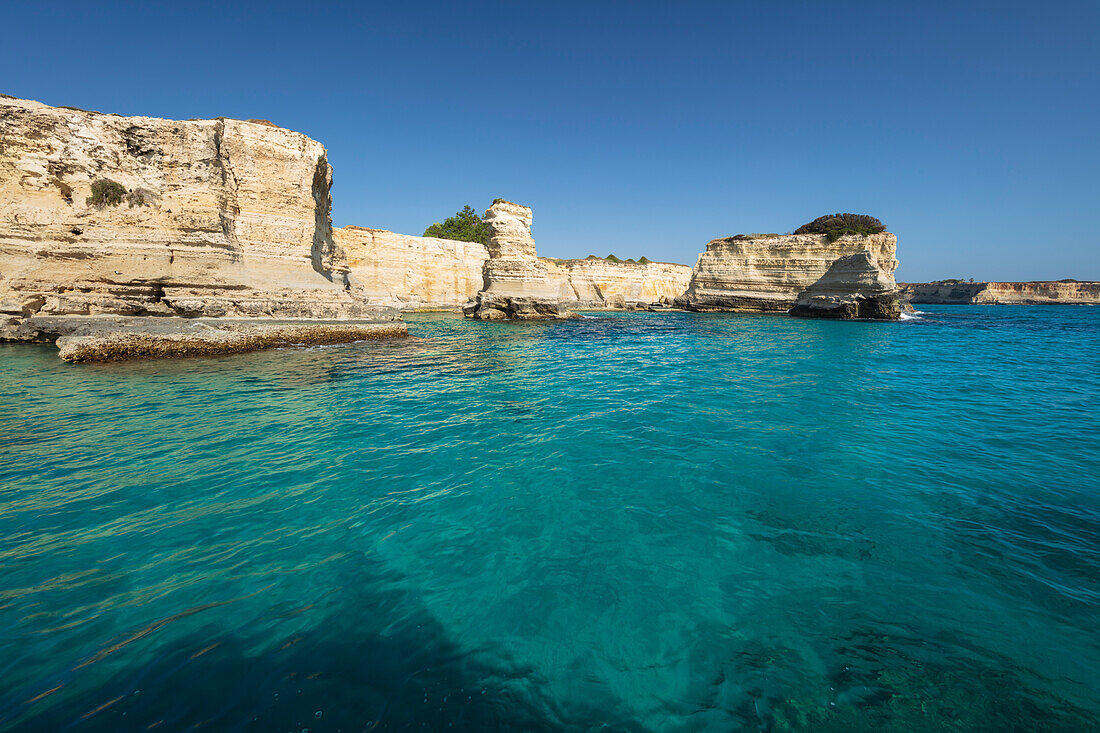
[
  {"left": 789, "top": 251, "right": 902, "bottom": 319},
  {"left": 676, "top": 232, "right": 899, "bottom": 313},
  {"left": 464, "top": 200, "right": 574, "bottom": 320}
]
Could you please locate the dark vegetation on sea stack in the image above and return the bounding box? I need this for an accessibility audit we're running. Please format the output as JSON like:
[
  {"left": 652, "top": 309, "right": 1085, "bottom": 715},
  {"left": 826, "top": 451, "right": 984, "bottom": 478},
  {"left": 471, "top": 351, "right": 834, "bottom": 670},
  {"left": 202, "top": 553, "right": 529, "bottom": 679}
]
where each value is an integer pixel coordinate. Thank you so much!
[
  {"left": 794, "top": 213, "right": 886, "bottom": 242},
  {"left": 423, "top": 205, "right": 490, "bottom": 245}
]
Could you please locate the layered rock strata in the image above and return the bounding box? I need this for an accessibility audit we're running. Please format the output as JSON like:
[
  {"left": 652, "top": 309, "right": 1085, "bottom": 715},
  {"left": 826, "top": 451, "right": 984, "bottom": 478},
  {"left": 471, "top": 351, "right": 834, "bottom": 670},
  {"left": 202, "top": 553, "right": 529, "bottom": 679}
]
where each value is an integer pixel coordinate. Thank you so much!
[
  {"left": 545, "top": 259, "right": 692, "bottom": 308},
  {"left": 333, "top": 223, "right": 691, "bottom": 310},
  {"left": 900, "top": 280, "right": 1100, "bottom": 305},
  {"left": 676, "top": 233, "right": 899, "bottom": 312},
  {"left": 789, "top": 252, "right": 902, "bottom": 319},
  {"left": 0, "top": 95, "right": 400, "bottom": 358},
  {"left": 464, "top": 201, "right": 574, "bottom": 320},
  {"left": 334, "top": 226, "right": 489, "bottom": 309}
]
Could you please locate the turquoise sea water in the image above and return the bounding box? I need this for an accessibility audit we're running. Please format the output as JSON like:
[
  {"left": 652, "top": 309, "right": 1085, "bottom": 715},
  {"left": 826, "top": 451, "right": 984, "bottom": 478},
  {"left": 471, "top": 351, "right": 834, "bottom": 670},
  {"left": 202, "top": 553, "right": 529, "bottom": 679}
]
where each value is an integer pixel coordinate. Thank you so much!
[{"left": 1, "top": 306, "right": 1098, "bottom": 731}]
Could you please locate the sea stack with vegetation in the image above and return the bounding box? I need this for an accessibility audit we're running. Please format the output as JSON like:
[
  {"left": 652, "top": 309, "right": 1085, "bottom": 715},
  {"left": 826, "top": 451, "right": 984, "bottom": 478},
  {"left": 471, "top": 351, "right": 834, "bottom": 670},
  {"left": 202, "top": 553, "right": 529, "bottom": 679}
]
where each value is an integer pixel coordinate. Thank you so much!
[
  {"left": 676, "top": 213, "right": 900, "bottom": 318},
  {"left": 0, "top": 96, "right": 404, "bottom": 360}
]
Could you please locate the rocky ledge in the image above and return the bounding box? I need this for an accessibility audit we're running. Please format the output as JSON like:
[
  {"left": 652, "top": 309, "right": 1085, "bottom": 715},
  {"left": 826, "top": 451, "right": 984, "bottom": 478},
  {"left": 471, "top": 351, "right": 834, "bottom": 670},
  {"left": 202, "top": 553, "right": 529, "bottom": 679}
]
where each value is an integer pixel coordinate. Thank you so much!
[
  {"left": 464, "top": 200, "right": 575, "bottom": 320},
  {"left": 789, "top": 252, "right": 902, "bottom": 319},
  {"left": 13, "top": 315, "right": 407, "bottom": 363},
  {"left": 0, "top": 95, "right": 401, "bottom": 359}
]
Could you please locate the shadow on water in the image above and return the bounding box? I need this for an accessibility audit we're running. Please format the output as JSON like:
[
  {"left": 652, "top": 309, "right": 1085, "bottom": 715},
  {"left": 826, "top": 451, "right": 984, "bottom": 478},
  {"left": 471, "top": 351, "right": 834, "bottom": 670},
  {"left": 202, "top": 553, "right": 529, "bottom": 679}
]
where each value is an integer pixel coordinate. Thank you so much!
[{"left": 6, "top": 554, "right": 648, "bottom": 733}]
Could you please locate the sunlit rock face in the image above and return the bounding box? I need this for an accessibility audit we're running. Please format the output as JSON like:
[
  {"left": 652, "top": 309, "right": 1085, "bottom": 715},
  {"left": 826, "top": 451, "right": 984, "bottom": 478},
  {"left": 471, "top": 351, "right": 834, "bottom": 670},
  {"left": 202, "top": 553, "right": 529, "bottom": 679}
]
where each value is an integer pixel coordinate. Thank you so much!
[
  {"left": 900, "top": 280, "right": 1100, "bottom": 304},
  {"left": 676, "top": 232, "right": 899, "bottom": 312},
  {"left": 465, "top": 200, "right": 574, "bottom": 320},
  {"left": 335, "top": 226, "right": 489, "bottom": 309},
  {"left": 789, "top": 251, "right": 902, "bottom": 319},
  {"left": 544, "top": 259, "right": 692, "bottom": 308},
  {"left": 0, "top": 95, "right": 384, "bottom": 330},
  {"left": 333, "top": 223, "right": 691, "bottom": 311}
]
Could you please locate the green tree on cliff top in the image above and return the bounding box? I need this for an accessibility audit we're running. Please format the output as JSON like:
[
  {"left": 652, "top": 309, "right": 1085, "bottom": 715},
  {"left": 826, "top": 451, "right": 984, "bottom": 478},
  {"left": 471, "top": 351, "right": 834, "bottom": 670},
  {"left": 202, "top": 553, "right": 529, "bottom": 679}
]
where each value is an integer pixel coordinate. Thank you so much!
[{"left": 423, "top": 205, "right": 490, "bottom": 244}]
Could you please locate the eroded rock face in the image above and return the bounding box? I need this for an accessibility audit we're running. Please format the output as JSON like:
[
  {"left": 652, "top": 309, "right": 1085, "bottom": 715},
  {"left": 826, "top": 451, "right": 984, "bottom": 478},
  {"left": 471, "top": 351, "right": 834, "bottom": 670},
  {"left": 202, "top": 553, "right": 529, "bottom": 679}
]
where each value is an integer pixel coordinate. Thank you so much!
[
  {"left": 465, "top": 200, "right": 573, "bottom": 320},
  {"left": 789, "top": 252, "right": 902, "bottom": 319},
  {"left": 334, "top": 223, "right": 690, "bottom": 310},
  {"left": 900, "top": 280, "right": 1100, "bottom": 304},
  {"left": 676, "top": 233, "right": 899, "bottom": 312},
  {"left": 335, "top": 226, "right": 489, "bottom": 309},
  {"left": 0, "top": 95, "right": 386, "bottom": 339},
  {"left": 544, "top": 259, "right": 692, "bottom": 308}
]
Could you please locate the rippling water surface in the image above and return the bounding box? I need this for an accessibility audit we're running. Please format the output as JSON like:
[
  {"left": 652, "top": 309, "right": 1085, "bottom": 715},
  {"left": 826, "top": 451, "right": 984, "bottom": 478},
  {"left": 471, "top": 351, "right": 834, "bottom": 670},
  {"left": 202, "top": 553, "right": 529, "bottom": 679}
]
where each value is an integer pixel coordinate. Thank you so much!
[{"left": 1, "top": 307, "right": 1098, "bottom": 731}]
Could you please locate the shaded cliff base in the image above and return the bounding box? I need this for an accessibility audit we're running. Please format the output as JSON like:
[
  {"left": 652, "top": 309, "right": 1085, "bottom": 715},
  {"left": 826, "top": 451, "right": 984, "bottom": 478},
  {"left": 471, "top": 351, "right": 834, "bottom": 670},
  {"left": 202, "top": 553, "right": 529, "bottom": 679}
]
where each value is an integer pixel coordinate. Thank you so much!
[
  {"left": 5, "top": 315, "right": 407, "bottom": 363},
  {"left": 901, "top": 280, "right": 1100, "bottom": 305}
]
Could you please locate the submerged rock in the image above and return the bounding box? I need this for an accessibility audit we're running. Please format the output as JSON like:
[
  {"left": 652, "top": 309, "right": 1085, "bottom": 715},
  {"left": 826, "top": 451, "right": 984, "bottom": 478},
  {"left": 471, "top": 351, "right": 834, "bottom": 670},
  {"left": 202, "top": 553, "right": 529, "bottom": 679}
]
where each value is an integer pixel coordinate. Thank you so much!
[
  {"left": 465, "top": 200, "right": 574, "bottom": 320},
  {"left": 788, "top": 252, "right": 902, "bottom": 320}
]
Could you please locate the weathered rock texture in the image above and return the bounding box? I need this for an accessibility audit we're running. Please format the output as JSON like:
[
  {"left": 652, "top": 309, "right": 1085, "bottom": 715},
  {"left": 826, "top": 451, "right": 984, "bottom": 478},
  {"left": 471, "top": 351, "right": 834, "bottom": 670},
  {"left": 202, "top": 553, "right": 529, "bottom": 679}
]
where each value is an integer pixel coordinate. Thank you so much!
[
  {"left": 900, "top": 280, "right": 1100, "bottom": 305},
  {"left": 789, "top": 252, "right": 902, "bottom": 319},
  {"left": 334, "top": 226, "right": 489, "bottom": 309},
  {"left": 12, "top": 315, "right": 406, "bottom": 363},
  {"left": 545, "top": 259, "right": 692, "bottom": 308},
  {"left": 0, "top": 95, "right": 400, "bottom": 358},
  {"left": 334, "top": 223, "right": 690, "bottom": 310},
  {"left": 676, "top": 233, "right": 899, "bottom": 312},
  {"left": 465, "top": 201, "right": 574, "bottom": 319}
]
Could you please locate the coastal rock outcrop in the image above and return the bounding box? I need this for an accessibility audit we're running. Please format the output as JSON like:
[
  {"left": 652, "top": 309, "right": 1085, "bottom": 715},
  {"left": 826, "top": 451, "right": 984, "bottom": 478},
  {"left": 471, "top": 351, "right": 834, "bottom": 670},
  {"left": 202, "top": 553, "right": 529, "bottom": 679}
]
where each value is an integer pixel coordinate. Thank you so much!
[
  {"left": 334, "top": 226, "right": 489, "bottom": 309},
  {"left": 676, "top": 232, "right": 899, "bottom": 312},
  {"left": 789, "top": 252, "right": 902, "bottom": 319},
  {"left": 464, "top": 200, "right": 573, "bottom": 319},
  {"left": 333, "top": 223, "right": 690, "bottom": 310},
  {"left": 545, "top": 259, "right": 691, "bottom": 308},
  {"left": 0, "top": 95, "right": 401, "bottom": 358},
  {"left": 900, "top": 280, "right": 1100, "bottom": 305}
]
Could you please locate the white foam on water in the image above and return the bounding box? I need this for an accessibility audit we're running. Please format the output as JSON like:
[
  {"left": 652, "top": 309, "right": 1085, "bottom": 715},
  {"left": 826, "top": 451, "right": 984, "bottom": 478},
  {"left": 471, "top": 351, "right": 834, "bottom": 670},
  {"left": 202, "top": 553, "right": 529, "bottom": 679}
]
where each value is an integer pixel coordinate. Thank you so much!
[{"left": 899, "top": 311, "right": 924, "bottom": 322}]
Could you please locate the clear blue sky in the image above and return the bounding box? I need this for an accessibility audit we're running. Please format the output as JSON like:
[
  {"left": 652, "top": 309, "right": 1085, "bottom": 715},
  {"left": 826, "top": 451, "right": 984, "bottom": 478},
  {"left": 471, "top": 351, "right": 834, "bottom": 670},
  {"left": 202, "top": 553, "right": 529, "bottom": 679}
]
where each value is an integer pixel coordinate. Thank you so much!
[{"left": 3, "top": 1, "right": 1097, "bottom": 280}]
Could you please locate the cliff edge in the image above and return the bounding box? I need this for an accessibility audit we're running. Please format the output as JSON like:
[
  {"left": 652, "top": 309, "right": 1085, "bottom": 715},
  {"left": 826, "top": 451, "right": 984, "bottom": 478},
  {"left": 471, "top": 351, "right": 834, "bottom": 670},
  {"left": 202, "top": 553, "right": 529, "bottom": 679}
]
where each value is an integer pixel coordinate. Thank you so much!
[{"left": 0, "top": 96, "right": 402, "bottom": 359}]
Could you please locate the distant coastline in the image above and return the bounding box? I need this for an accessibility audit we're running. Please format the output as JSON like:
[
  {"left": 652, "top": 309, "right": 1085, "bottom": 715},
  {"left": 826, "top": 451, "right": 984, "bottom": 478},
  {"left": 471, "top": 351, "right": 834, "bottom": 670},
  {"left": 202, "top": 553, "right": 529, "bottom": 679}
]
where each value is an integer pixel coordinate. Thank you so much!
[{"left": 900, "top": 280, "right": 1100, "bottom": 305}]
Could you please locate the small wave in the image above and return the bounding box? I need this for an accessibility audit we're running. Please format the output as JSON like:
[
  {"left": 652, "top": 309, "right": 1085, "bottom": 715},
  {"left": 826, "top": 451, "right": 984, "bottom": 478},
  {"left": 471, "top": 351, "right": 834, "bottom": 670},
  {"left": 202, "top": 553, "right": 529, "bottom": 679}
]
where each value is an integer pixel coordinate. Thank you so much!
[{"left": 899, "top": 312, "right": 924, "bottom": 322}]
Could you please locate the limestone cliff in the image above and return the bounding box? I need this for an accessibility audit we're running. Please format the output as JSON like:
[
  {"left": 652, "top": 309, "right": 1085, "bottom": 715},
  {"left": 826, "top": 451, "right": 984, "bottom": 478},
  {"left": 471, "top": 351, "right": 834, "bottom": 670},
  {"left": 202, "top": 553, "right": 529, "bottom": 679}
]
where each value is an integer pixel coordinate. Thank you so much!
[
  {"left": 334, "top": 222, "right": 690, "bottom": 310},
  {"left": 334, "top": 226, "right": 489, "bottom": 309},
  {"left": 465, "top": 201, "right": 573, "bottom": 319},
  {"left": 901, "top": 280, "right": 1100, "bottom": 305},
  {"left": 676, "top": 232, "right": 899, "bottom": 312},
  {"left": 789, "top": 252, "right": 902, "bottom": 319},
  {"left": 0, "top": 95, "right": 388, "bottom": 337},
  {"left": 544, "top": 259, "right": 692, "bottom": 308}
]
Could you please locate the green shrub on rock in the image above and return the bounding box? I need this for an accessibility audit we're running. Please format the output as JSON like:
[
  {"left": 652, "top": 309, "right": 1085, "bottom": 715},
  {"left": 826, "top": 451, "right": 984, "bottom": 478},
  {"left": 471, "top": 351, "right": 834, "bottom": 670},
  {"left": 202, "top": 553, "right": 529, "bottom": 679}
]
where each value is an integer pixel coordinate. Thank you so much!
[
  {"left": 794, "top": 213, "right": 886, "bottom": 242},
  {"left": 87, "top": 179, "right": 127, "bottom": 208},
  {"left": 423, "top": 205, "right": 490, "bottom": 244}
]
